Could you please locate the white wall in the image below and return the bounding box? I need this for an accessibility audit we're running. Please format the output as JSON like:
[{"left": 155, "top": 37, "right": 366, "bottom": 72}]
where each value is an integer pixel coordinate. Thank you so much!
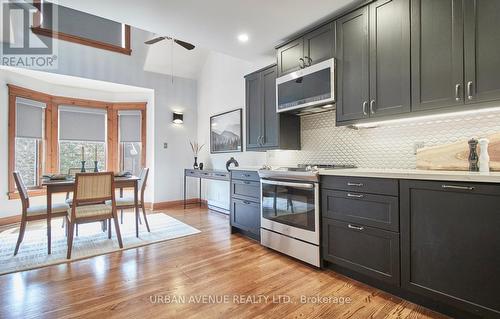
[{"left": 196, "top": 52, "right": 267, "bottom": 209}]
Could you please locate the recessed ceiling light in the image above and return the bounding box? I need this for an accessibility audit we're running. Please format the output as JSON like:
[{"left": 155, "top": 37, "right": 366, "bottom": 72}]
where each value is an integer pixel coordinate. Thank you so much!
[{"left": 237, "top": 33, "right": 249, "bottom": 43}]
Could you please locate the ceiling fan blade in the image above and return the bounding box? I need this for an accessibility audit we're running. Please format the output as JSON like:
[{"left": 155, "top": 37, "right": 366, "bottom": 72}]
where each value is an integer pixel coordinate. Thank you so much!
[
  {"left": 174, "top": 39, "right": 195, "bottom": 50},
  {"left": 144, "top": 36, "right": 167, "bottom": 45}
]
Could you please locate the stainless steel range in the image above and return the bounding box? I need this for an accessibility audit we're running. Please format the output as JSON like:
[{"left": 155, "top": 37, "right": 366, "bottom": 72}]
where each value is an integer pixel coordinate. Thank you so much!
[{"left": 258, "top": 164, "right": 355, "bottom": 267}]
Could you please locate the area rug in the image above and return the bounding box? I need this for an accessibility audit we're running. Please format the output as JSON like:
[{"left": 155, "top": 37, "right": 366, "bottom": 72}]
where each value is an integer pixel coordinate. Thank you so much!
[{"left": 0, "top": 213, "right": 201, "bottom": 275}]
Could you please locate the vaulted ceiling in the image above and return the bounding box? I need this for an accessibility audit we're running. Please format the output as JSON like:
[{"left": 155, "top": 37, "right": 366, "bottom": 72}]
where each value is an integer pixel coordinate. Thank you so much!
[{"left": 56, "top": 0, "right": 360, "bottom": 63}]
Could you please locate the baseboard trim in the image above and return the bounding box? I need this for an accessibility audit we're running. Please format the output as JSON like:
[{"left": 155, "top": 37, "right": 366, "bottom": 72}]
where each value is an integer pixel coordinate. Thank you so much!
[
  {"left": 150, "top": 198, "right": 207, "bottom": 211},
  {"left": 0, "top": 198, "right": 208, "bottom": 226}
]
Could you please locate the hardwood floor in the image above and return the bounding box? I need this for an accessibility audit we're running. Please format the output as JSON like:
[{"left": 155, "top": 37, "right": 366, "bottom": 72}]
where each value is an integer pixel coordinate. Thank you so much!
[{"left": 0, "top": 207, "right": 447, "bottom": 319}]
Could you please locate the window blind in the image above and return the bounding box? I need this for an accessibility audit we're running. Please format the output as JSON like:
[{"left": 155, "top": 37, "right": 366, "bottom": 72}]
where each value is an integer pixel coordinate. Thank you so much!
[
  {"left": 119, "top": 110, "right": 141, "bottom": 143},
  {"left": 16, "top": 97, "right": 46, "bottom": 139},
  {"left": 59, "top": 106, "right": 106, "bottom": 142}
]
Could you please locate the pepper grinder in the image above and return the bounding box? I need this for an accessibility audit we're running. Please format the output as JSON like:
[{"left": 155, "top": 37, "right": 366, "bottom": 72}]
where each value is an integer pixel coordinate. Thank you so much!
[
  {"left": 478, "top": 138, "right": 490, "bottom": 172},
  {"left": 468, "top": 138, "right": 479, "bottom": 172}
]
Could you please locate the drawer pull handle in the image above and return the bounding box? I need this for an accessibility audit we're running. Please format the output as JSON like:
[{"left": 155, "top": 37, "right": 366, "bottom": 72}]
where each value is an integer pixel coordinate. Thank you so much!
[
  {"left": 347, "top": 182, "right": 363, "bottom": 187},
  {"left": 243, "top": 181, "right": 251, "bottom": 185},
  {"left": 215, "top": 174, "right": 226, "bottom": 177},
  {"left": 442, "top": 185, "right": 475, "bottom": 191},
  {"left": 243, "top": 174, "right": 251, "bottom": 177},
  {"left": 243, "top": 200, "right": 251, "bottom": 205},
  {"left": 347, "top": 193, "right": 364, "bottom": 198},
  {"left": 348, "top": 224, "right": 364, "bottom": 231}
]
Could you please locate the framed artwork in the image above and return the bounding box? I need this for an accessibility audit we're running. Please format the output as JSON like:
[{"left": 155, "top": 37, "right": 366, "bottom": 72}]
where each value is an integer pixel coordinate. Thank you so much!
[{"left": 210, "top": 109, "right": 242, "bottom": 153}]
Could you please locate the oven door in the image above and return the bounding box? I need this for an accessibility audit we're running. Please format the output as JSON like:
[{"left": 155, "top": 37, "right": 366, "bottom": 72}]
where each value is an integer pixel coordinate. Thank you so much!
[{"left": 261, "top": 179, "right": 319, "bottom": 245}]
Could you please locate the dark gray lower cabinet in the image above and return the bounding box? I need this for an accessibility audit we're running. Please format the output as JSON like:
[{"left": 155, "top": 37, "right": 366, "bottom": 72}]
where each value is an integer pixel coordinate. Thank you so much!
[
  {"left": 231, "top": 198, "right": 260, "bottom": 237},
  {"left": 230, "top": 171, "right": 261, "bottom": 240},
  {"left": 400, "top": 180, "right": 500, "bottom": 317},
  {"left": 322, "top": 219, "right": 400, "bottom": 285},
  {"left": 321, "top": 177, "right": 401, "bottom": 286},
  {"left": 322, "top": 189, "right": 399, "bottom": 232}
]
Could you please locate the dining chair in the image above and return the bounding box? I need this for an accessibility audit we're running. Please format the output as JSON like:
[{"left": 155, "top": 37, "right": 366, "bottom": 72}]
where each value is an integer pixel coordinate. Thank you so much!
[
  {"left": 107, "top": 168, "right": 150, "bottom": 232},
  {"left": 13, "top": 171, "right": 70, "bottom": 255},
  {"left": 66, "top": 172, "right": 123, "bottom": 259}
]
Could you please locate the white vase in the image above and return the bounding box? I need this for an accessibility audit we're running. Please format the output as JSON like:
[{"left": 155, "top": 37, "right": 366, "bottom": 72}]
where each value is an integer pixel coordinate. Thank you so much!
[{"left": 478, "top": 138, "right": 490, "bottom": 172}]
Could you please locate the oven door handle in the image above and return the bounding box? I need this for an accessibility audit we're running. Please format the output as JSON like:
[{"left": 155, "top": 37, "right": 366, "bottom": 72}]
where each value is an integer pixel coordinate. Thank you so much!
[{"left": 261, "top": 179, "right": 315, "bottom": 189}]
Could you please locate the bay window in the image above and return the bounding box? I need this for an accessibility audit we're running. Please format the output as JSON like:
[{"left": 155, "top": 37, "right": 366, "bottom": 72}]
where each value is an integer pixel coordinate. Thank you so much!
[{"left": 8, "top": 85, "right": 147, "bottom": 198}]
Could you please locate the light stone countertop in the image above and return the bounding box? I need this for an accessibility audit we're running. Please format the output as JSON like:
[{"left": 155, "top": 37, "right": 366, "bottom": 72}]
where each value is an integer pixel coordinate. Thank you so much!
[
  {"left": 229, "top": 166, "right": 266, "bottom": 171},
  {"left": 318, "top": 168, "right": 500, "bottom": 183}
]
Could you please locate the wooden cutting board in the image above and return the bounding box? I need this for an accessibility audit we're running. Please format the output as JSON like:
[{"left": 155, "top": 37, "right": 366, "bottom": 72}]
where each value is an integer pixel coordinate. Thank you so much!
[{"left": 416, "top": 132, "right": 500, "bottom": 171}]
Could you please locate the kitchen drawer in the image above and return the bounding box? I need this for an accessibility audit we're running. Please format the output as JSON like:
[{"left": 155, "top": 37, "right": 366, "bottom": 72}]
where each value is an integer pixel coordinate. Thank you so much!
[
  {"left": 321, "top": 176, "right": 398, "bottom": 196},
  {"left": 231, "top": 170, "right": 260, "bottom": 182},
  {"left": 231, "top": 198, "right": 261, "bottom": 236},
  {"left": 231, "top": 179, "right": 260, "bottom": 201},
  {"left": 322, "top": 189, "right": 399, "bottom": 232},
  {"left": 323, "top": 219, "right": 400, "bottom": 286},
  {"left": 185, "top": 169, "right": 201, "bottom": 178}
]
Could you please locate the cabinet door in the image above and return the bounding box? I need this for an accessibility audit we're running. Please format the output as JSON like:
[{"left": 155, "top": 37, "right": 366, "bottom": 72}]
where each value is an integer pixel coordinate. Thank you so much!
[
  {"left": 336, "top": 7, "right": 370, "bottom": 122},
  {"left": 411, "top": 0, "right": 464, "bottom": 111},
  {"left": 400, "top": 180, "right": 500, "bottom": 317},
  {"left": 369, "top": 0, "right": 410, "bottom": 117},
  {"left": 464, "top": 0, "right": 500, "bottom": 104},
  {"left": 261, "top": 66, "right": 279, "bottom": 148},
  {"left": 277, "top": 38, "right": 304, "bottom": 76},
  {"left": 303, "top": 23, "right": 335, "bottom": 67},
  {"left": 323, "top": 218, "right": 400, "bottom": 285},
  {"left": 231, "top": 198, "right": 261, "bottom": 236},
  {"left": 245, "top": 72, "right": 262, "bottom": 150},
  {"left": 322, "top": 189, "right": 399, "bottom": 232}
]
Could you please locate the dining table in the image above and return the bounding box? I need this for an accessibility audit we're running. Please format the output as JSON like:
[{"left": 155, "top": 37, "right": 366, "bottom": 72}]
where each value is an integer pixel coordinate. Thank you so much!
[{"left": 41, "top": 175, "right": 141, "bottom": 254}]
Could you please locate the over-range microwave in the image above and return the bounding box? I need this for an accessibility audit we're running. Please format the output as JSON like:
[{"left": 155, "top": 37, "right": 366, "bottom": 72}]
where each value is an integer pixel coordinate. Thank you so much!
[{"left": 276, "top": 58, "right": 336, "bottom": 115}]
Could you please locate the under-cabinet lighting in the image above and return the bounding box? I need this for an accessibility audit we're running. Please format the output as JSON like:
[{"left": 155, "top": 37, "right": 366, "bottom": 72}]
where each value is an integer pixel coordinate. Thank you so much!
[{"left": 354, "top": 106, "right": 500, "bottom": 128}]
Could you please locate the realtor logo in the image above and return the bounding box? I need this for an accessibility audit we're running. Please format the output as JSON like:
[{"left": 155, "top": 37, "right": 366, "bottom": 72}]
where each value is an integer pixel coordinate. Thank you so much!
[{"left": 1, "top": 0, "right": 58, "bottom": 69}]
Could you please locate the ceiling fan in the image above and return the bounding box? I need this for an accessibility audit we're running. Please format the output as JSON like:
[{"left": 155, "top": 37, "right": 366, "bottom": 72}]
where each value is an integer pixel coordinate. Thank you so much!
[{"left": 144, "top": 36, "right": 195, "bottom": 50}]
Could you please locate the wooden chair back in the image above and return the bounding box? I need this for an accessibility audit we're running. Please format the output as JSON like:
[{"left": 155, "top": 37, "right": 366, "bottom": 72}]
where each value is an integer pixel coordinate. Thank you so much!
[
  {"left": 139, "top": 168, "right": 149, "bottom": 202},
  {"left": 13, "top": 171, "right": 29, "bottom": 211},
  {"left": 73, "top": 172, "right": 115, "bottom": 206},
  {"left": 67, "top": 168, "right": 82, "bottom": 177}
]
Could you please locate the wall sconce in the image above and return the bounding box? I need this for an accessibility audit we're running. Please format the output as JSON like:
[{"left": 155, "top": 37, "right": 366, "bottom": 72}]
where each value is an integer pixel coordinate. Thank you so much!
[{"left": 172, "top": 112, "right": 184, "bottom": 124}]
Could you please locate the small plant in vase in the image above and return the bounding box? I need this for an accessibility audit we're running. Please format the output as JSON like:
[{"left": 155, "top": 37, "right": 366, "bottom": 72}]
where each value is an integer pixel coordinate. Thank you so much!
[{"left": 189, "top": 141, "right": 205, "bottom": 169}]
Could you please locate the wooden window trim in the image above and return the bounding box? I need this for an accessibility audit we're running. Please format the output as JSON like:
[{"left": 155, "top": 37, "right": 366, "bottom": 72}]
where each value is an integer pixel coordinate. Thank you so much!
[
  {"left": 30, "top": 26, "right": 132, "bottom": 56},
  {"left": 7, "top": 85, "right": 147, "bottom": 199}
]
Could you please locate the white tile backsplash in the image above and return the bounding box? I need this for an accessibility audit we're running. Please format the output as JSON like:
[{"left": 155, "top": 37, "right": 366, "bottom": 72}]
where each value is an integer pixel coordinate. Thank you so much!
[{"left": 267, "top": 108, "right": 500, "bottom": 168}]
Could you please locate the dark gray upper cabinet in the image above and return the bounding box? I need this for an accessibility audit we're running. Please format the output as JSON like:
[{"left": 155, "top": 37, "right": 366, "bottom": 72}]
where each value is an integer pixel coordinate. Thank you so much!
[
  {"left": 277, "top": 23, "right": 334, "bottom": 77},
  {"left": 369, "top": 0, "right": 411, "bottom": 117},
  {"left": 400, "top": 180, "right": 500, "bottom": 317},
  {"left": 303, "top": 23, "right": 335, "bottom": 68},
  {"left": 261, "top": 66, "right": 278, "bottom": 148},
  {"left": 277, "top": 39, "right": 303, "bottom": 77},
  {"left": 464, "top": 0, "right": 500, "bottom": 104},
  {"left": 336, "top": 7, "right": 370, "bottom": 122},
  {"left": 337, "top": 0, "right": 410, "bottom": 123},
  {"left": 245, "top": 72, "right": 262, "bottom": 149},
  {"left": 245, "top": 65, "right": 300, "bottom": 151},
  {"left": 411, "top": 0, "right": 464, "bottom": 111}
]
